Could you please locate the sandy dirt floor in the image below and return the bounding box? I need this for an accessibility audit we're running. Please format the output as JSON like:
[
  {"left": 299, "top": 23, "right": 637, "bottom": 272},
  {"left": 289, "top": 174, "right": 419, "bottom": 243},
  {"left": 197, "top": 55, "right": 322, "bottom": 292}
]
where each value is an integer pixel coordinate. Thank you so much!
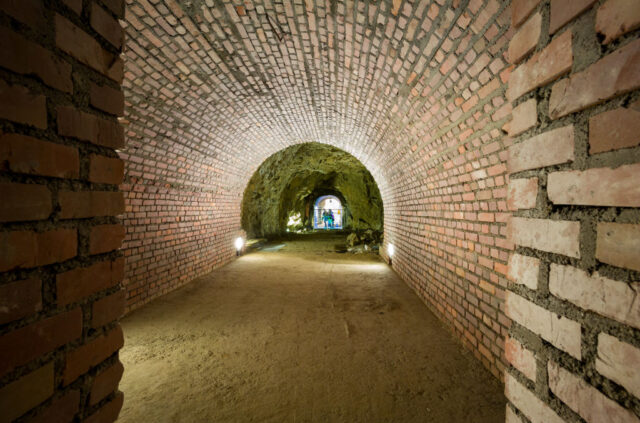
[{"left": 118, "top": 233, "right": 505, "bottom": 422}]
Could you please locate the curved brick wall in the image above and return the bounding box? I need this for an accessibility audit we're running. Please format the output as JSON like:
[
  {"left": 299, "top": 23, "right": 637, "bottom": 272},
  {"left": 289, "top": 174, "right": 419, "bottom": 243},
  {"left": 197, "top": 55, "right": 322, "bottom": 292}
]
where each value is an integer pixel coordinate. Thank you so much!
[{"left": 0, "top": 0, "right": 638, "bottom": 422}]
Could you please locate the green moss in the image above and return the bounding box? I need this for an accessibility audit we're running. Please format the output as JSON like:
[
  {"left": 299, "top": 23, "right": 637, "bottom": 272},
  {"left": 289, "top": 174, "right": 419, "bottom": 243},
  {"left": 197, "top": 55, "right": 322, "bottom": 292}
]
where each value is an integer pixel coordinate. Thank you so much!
[{"left": 241, "top": 143, "right": 383, "bottom": 238}]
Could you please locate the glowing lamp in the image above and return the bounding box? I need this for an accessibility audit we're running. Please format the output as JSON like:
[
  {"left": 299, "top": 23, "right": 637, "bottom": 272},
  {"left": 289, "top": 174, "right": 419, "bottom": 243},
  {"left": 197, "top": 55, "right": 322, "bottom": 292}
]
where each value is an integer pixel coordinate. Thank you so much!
[
  {"left": 387, "top": 243, "right": 395, "bottom": 266},
  {"left": 235, "top": 237, "right": 244, "bottom": 255}
]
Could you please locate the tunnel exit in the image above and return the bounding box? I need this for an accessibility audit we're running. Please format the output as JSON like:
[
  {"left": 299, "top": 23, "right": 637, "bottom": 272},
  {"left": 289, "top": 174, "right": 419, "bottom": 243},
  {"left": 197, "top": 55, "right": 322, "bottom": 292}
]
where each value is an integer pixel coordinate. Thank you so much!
[{"left": 313, "top": 195, "right": 343, "bottom": 229}]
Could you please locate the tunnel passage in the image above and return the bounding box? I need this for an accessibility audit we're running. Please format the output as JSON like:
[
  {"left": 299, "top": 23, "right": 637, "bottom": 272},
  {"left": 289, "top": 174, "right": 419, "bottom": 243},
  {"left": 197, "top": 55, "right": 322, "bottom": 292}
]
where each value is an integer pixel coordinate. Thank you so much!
[{"left": 241, "top": 143, "right": 383, "bottom": 237}]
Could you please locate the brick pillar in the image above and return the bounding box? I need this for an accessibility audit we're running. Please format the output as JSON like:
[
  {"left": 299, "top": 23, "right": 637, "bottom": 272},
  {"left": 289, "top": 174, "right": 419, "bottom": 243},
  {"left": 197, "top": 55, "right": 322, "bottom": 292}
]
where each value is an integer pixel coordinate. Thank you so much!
[
  {"left": 506, "top": 0, "right": 640, "bottom": 422},
  {"left": 0, "top": 1, "right": 126, "bottom": 421}
]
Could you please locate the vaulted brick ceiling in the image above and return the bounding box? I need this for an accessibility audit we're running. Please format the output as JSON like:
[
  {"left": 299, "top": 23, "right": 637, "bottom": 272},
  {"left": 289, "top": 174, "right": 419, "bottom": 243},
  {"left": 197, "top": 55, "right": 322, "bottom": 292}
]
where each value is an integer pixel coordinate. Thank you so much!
[{"left": 122, "top": 0, "right": 511, "bottom": 200}]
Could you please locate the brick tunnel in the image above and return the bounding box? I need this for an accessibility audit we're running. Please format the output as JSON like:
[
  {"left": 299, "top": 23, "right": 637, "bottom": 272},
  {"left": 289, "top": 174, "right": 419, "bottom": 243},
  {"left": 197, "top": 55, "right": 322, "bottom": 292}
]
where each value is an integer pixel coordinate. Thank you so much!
[{"left": 1, "top": 0, "right": 639, "bottom": 422}]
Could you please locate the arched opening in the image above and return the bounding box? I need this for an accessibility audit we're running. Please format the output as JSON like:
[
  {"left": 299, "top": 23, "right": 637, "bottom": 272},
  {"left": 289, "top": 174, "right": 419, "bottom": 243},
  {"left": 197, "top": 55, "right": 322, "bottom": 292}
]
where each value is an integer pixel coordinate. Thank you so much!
[{"left": 313, "top": 195, "right": 343, "bottom": 229}]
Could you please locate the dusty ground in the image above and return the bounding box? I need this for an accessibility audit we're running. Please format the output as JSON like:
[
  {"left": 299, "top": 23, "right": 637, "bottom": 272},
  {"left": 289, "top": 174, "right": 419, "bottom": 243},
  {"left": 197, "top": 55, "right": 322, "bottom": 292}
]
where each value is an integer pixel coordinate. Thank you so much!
[{"left": 118, "top": 233, "right": 505, "bottom": 422}]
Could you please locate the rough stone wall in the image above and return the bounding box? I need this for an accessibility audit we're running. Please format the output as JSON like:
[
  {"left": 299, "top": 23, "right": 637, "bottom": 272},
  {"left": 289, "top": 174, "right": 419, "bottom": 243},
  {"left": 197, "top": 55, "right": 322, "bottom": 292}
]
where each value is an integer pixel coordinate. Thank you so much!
[
  {"left": 0, "top": 0, "right": 126, "bottom": 421},
  {"left": 504, "top": 0, "right": 640, "bottom": 422}
]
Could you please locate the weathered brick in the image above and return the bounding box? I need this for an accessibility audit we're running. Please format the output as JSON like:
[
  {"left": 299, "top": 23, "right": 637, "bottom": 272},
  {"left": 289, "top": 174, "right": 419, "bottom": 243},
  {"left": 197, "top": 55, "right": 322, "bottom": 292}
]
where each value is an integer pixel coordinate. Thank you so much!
[
  {"left": 505, "top": 372, "right": 564, "bottom": 423},
  {"left": 55, "top": 14, "right": 123, "bottom": 82},
  {"left": 90, "top": 83, "right": 125, "bottom": 116},
  {"left": 91, "top": 289, "right": 125, "bottom": 328},
  {"left": 63, "top": 325, "right": 124, "bottom": 385},
  {"left": 507, "top": 177, "right": 538, "bottom": 210},
  {"left": 0, "top": 278, "right": 41, "bottom": 324},
  {"left": 550, "top": 264, "right": 640, "bottom": 329},
  {"left": 0, "top": 26, "right": 72, "bottom": 93},
  {"left": 57, "top": 106, "right": 125, "bottom": 149},
  {"left": 511, "top": 0, "right": 541, "bottom": 28},
  {"left": 508, "top": 125, "right": 574, "bottom": 173},
  {"left": 549, "top": 39, "right": 640, "bottom": 119},
  {"left": 507, "top": 253, "right": 539, "bottom": 290},
  {"left": 548, "top": 360, "right": 638, "bottom": 423},
  {"left": 596, "top": 223, "right": 640, "bottom": 272},
  {"left": 0, "top": 309, "right": 82, "bottom": 377},
  {"left": 596, "top": 333, "right": 640, "bottom": 398},
  {"left": 89, "top": 154, "right": 125, "bottom": 184},
  {"left": 89, "top": 224, "right": 126, "bottom": 255},
  {"left": 510, "top": 217, "right": 581, "bottom": 258},
  {"left": 548, "top": 163, "right": 640, "bottom": 207},
  {"left": 0, "top": 363, "right": 53, "bottom": 423},
  {"left": 58, "top": 190, "right": 125, "bottom": 219},
  {"left": 549, "top": 0, "right": 598, "bottom": 34},
  {"left": 505, "top": 406, "right": 524, "bottom": 423},
  {"left": 507, "top": 30, "right": 573, "bottom": 101},
  {"left": 91, "top": 2, "right": 124, "bottom": 48},
  {"left": 90, "top": 361, "right": 124, "bottom": 405},
  {"left": 0, "top": 229, "right": 76, "bottom": 272},
  {"left": 505, "top": 336, "right": 537, "bottom": 381},
  {"left": 509, "top": 12, "right": 542, "bottom": 64},
  {"left": 102, "top": 0, "right": 125, "bottom": 18},
  {"left": 0, "top": 0, "right": 46, "bottom": 29},
  {"left": 509, "top": 98, "right": 537, "bottom": 137},
  {"left": 25, "top": 389, "right": 80, "bottom": 423},
  {"left": 56, "top": 258, "right": 124, "bottom": 306},
  {"left": 589, "top": 104, "right": 640, "bottom": 154},
  {"left": 0, "top": 81, "right": 47, "bottom": 128},
  {"left": 0, "top": 183, "right": 51, "bottom": 222},
  {"left": 596, "top": 0, "right": 640, "bottom": 44},
  {"left": 61, "top": 0, "right": 82, "bottom": 15},
  {"left": 85, "top": 392, "right": 124, "bottom": 423},
  {"left": 0, "top": 134, "right": 79, "bottom": 179},
  {"left": 506, "top": 291, "right": 582, "bottom": 358}
]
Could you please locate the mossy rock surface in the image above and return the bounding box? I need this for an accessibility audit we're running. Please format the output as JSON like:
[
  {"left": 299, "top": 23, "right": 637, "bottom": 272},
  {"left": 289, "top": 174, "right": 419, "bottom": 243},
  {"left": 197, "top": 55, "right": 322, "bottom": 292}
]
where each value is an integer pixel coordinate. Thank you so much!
[{"left": 241, "top": 143, "right": 383, "bottom": 238}]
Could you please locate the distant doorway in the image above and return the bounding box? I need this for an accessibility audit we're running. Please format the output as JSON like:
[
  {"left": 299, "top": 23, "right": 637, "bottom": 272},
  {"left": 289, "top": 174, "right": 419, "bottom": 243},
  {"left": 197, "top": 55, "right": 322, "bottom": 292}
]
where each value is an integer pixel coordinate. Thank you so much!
[{"left": 313, "top": 195, "right": 343, "bottom": 229}]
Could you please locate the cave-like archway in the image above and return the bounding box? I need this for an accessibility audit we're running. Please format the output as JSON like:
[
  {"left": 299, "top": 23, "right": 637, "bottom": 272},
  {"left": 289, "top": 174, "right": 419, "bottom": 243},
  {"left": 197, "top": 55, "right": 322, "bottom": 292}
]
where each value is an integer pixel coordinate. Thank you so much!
[{"left": 241, "top": 143, "right": 383, "bottom": 238}]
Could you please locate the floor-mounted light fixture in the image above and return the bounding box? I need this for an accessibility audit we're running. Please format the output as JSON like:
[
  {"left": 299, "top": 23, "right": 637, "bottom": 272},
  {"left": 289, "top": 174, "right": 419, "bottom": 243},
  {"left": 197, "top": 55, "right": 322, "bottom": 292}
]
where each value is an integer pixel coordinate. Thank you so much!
[
  {"left": 235, "top": 237, "right": 244, "bottom": 256},
  {"left": 387, "top": 243, "right": 395, "bottom": 266}
]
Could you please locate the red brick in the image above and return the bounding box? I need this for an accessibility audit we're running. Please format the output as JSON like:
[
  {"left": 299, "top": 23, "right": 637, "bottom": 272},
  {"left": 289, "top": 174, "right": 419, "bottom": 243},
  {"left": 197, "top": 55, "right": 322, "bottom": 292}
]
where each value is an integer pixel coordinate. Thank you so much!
[
  {"left": 508, "top": 98, "right": 537, "bottom": 136},
  {"left": 596, "top": 223, "right": 640, "bottom": 272},
  {"left": 0, "top": 229, "right": 76, "bottom": 272},
  {"left": 0, "top": 0, "right": 46, "bottom": 29},
  {"left": 0, "top": 183, "right": 51, "bottom": 222},
  {"left": 61, "top": 0, "right": 82, "bottom": 15},
  {"left": 596, "top": 0, "right": 640, "bottom": 44},
  {"left": 549, "top": 39, "right": 640, "bottom": 119},
  {"left": 508, "top": 125, "right": 574, "bottom": 173},
  {"left": 63, "top": 325, "right": 124, "bottom": 385},
  {"left": 505, "top": 336, "right": 536, "bottom": 381},
  {"left": 507, "top": 253, "right": 539, "bottom": 290},
  {"left": 90, "top": 361, "right": 124, "bottom": 405},
  {"left": 511, "top": 0, "right": 541, "bottom": 28},
  {"left": 25, "top": 390, "right": 80, "bottom": 423},
  {"left": 91, "top": 290, "right": 125, "bottom": 328},
  {"left": 509, "top": 217, "right": 581, "bottom": 258},
  {"left": 548, "top": 164, "right": 640, "bottom": 207},
  {"left": 55, "top": 14, "right": 123, "bottom": 82},
  {"left": 56, "top": 258, "right": 124, "bottom": 306},
  {"left": 505, "top": 372, "right": 564, "bottom": 423},
  {"left": 85, "top": 392, "right": 124, "bottom": 423},
  {"left": 589, "top": 104, "right": 640, "bottom": 153},
  {"left": 90, "top": 83, "right": 125, "bottom": 116},
  {"left": 548, "top": 361, "right": 637, "bottom": 422},
  {"left": 89, "top": 224, "right": 125, "bottom": 255},
  {"left": 550, "top": 264, "right": 640, "bottom": 329},
  {"left": 506, "top": 291, "right": 582, "bottom": 358},
  {"left": 0, "top": 81, "right": 47, "bottom": 128},
  {"left": 505, "top": 406, "right": 523, "bottom": 423},
  {"left": 549, "top": 0, "right": 598, "bottom": 34},
  {"left": 0, "top": 278, "right": 41, "bottom": 324},
  {"left": 89, "top": 154, "right": 125, "bottom": 184},
  {"left": 509, "top": 12, "right": 541, "bottom": 64},
  {"left": 478, "top": 78, "right": 501, "bottom": 99},
  {"left": 0, "top": 363, "right": 54, "bottom": 423},
  {"left": 57, "top": 106, "right": 124, "bottom": 149},
  {"left": 0, "top": 26, "right": 72, "bottom": 93},
  {"left": 101, "top": 0, "right": 125, "bottom": 18},
  {"left": 507, "top": 177, "right": 538, "bottom": 210},
  {"left": 91, "top": 2, "right": 124, "bottom": 48},
  {"left": 507, "top": 30, "right": 572, "bottom": 101},
  {"left": 58, "top": 190, "right": 125, "bottom": 219},
  {"left": 0, "top": 309, "right": 82, "bottom": 377},
  {"left": 596, "top": 333, "right": 640, "bottom": 398},
  {"left": 0, "top": 134, "right": 79, "bottom": 178}
]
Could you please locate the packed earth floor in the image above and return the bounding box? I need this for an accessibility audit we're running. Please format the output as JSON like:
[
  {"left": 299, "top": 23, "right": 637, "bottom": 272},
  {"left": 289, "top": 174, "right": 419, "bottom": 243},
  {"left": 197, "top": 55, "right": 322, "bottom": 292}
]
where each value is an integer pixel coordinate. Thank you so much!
[{"left": 118, "top": 233, "right": 505, "bottom": 422}]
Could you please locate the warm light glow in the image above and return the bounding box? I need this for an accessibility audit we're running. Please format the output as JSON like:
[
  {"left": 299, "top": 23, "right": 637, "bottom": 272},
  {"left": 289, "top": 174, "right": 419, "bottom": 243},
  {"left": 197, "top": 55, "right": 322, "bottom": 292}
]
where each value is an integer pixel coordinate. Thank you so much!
[
  {"left": 235, "top": 237, "right": 244, "bottom": 251},
  {"left": 388, "top": 243, "right": 395, "bottom": 257}
]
